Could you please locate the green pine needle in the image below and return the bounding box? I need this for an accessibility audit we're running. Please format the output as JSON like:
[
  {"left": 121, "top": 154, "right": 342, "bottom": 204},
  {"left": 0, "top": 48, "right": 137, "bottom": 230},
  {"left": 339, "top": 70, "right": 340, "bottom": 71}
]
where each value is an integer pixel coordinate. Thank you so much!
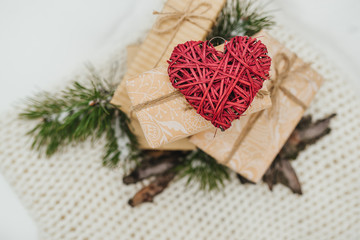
[
  {"left": 177, "top": 149, "right": 230, "bottom": 191},
  {"left": 20, "top": 65, "right": 139, "bottom": 167},
  {"left": 207, "top": 0, "right": 275, "bottom": 45},
  {"left": 103, "top": 109, "right": 140, "bottom": 168}
]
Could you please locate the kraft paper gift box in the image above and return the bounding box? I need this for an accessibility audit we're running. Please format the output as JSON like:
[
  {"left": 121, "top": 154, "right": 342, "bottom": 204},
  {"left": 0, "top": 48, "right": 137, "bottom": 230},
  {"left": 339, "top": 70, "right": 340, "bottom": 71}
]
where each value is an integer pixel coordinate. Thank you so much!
[
  {"left": 126, "top": 64, "right": 272, "bottom": 148},
  {"left": 189, "top": 31, "right": 324, "bottom": 182},
  {"left": 111, "top": 0, "right": 226, "bottom": 150},
  {"left": 124, "top": 44, "right": 196, "bottom": 150}
]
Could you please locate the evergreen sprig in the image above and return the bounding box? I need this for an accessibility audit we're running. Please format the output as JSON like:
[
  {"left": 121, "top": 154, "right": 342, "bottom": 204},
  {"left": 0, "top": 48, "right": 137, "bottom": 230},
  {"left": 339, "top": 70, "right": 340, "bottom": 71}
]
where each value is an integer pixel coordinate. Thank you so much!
[
  {"left": 178, "top": 149, "right": 230, "bottom": 191},
  {"left": 20, "top": 65, "right": 139, "bottom": 167},
  {"left": 207, "top": 0, "right": 275, "bottom": 45}
]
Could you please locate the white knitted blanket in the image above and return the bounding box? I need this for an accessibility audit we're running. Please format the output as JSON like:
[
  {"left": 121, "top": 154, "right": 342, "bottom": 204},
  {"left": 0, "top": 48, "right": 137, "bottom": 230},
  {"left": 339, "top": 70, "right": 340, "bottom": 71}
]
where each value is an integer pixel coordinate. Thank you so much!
[{"left": 0, "top": 25, "right": 359, "bottom": 240}]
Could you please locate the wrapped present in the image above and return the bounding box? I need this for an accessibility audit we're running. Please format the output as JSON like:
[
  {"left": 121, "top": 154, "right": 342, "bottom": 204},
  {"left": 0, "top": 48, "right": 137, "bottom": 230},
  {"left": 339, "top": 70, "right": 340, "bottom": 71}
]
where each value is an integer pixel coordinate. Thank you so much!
[
  {"left": 126, "top": 36, "right": 272, "bottom": 148},
  {"left": 111, "top": 0, "right": 226, "bottom": 150},
  {"left": 124, "top": 44, "right": 196, "bottom": 150},
  {"left": 190, "top": 31, "right": 324, "bottom": 182},
  {"left": 124, "top": 45, "right": 196, "bottom": 150}
]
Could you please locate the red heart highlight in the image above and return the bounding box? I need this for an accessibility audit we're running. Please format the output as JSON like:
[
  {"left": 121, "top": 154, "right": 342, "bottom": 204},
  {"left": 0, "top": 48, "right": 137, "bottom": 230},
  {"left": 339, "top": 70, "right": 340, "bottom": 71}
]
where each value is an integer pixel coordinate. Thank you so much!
[{"left": 168, "top": 36, "right": 271, "bottom": 130}]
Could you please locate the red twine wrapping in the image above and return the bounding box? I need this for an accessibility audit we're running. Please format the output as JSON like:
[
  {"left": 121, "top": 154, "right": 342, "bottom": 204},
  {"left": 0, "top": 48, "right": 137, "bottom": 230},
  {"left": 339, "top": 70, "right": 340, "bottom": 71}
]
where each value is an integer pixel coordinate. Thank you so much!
[{"left": 168, "top": 36, "right": 271, "bottom": 130}]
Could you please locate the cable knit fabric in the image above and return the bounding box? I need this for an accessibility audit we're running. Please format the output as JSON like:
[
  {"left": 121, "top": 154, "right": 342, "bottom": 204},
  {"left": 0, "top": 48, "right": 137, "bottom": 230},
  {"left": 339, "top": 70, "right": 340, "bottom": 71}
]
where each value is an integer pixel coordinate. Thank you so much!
[{"left": 0, "top": 26, "right": 359, "bottom": 240}]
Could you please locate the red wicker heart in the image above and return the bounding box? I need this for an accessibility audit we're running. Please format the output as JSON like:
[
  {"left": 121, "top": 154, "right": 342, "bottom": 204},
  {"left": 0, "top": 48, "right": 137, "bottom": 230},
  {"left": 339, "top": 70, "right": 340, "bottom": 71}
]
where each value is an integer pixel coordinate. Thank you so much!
[{"left": 167, "top": 36, "right": 271, "bottom": 130}]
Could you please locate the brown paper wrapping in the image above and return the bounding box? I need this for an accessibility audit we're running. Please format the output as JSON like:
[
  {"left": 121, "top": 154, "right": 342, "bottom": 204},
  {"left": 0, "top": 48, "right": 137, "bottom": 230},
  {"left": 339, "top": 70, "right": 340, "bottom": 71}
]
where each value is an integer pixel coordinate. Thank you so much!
[
  {"left": 126, "top": 44, "right": 140, "bottom": 67},
  {"left": 190, "top": 31, "right": 324, "bottom": 182},
  {"left": 111, "top": 0, "right": 226, "bottom": 150},
  {"left": 126, "top": 65, "right": 272, "bottom": 148}
]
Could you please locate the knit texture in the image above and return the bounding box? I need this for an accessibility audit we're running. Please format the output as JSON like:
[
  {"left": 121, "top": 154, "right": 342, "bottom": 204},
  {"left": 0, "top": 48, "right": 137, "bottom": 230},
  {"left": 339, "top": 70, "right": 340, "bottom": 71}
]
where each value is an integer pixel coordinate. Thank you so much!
[{"left": 0, "top": 26, "right": 359, "bottom": 240}]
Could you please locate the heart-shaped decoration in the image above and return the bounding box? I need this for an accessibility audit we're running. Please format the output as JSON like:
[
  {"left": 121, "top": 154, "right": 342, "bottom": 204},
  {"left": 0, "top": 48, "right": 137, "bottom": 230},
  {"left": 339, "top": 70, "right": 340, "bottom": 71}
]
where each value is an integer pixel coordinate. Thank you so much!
[{"left": 168, "top": 36, "right": 271, "bottom": 130}]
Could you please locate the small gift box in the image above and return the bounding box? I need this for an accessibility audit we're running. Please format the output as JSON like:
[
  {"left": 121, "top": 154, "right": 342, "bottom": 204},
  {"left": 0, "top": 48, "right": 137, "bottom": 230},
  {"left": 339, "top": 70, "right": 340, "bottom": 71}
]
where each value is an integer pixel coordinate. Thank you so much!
[
  {"left": 190, "top": 31, "right": 324, "bottom": 182},
  {"left": 111, "top": 0, "right": 226, "bottom": 150},
  {"left": 124, "top": 44, "right": 196, "bottom": 150}
]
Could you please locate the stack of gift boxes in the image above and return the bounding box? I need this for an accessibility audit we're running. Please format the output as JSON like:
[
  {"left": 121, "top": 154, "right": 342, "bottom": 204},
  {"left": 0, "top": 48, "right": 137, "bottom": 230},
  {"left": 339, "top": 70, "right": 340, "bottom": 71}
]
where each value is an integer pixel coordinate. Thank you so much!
[{"left": 111, "top": 0, "right": 324, "bottom": 183}]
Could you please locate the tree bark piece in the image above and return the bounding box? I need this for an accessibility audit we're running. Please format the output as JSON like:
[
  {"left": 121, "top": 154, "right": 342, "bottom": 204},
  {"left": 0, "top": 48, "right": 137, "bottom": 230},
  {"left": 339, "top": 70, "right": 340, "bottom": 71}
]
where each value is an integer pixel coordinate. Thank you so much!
[
  {"left": 123, "top": 151, "right": 183, "bottom": 184},
  {"left": 262, "top": 114, "right": 336, "bottom": 194},
  {"left": 128, "top": 171, "right": 176, "bottom": 207}
]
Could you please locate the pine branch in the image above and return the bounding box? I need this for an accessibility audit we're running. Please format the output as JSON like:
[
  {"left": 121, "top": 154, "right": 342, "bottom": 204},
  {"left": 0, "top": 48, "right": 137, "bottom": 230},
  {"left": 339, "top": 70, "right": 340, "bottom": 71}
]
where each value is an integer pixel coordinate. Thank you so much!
[
  {"left": 20, "top": 65, "right": 139, "bottom": 167},
  {"left": 177, "top": 149, "right": 230, "bottom": 191},
  {"left": 103, "top": 109, "right": 140, "bottom": 168},
  {"left": 207, "top": 0, "right": 275, "bottom": 45}
]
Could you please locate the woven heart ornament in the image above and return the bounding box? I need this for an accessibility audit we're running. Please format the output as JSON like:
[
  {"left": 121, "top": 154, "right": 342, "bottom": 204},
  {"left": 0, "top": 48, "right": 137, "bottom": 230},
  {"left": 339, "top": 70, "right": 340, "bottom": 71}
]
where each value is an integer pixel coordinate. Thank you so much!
[{"left": 168, "top": 36, "right": 271, "bottom": 130}]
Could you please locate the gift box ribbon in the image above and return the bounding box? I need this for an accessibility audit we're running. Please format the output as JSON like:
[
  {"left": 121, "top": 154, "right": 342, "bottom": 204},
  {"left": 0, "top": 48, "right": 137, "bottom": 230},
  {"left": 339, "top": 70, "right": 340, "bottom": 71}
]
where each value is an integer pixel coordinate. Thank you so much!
[
  {"left": 152, "top": 1, "right": 214, "bottom": 67},
  {"left": 130, "top": 87, "right": 268, "bottom": 117}
]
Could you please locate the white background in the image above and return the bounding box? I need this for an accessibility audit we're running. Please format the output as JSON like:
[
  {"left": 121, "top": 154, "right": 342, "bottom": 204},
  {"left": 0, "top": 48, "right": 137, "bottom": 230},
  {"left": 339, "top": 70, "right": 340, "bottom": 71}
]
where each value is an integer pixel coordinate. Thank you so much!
[{"left": 0, "top": 0, "right": 359, "bottom": 239}]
